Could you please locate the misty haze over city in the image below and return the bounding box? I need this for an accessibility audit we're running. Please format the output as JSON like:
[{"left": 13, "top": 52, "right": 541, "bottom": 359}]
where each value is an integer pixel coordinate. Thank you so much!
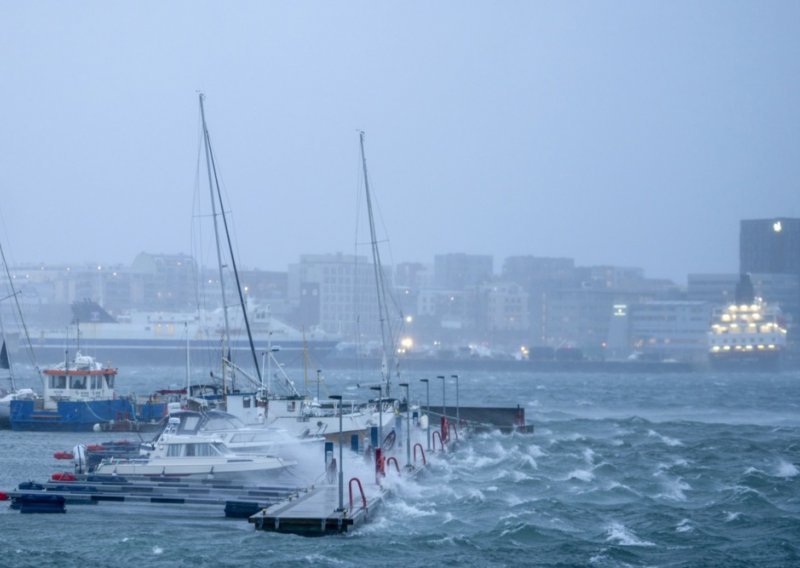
[{"left": 1, "top": 3, "right": 798, "bottom": 284}]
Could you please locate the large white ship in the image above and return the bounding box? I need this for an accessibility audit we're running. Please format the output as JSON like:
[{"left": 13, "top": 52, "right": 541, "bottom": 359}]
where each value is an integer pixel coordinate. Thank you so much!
[
  {"left": 25, "top": 300, "right": 340, "bottom": 367},
  {"left": 708, "top": 274, "right": 788, "bottom": 371}
]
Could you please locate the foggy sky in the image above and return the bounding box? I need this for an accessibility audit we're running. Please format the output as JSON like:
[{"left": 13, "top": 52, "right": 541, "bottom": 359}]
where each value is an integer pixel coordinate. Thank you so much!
[{"left": 1, "top": 2, "right": 798, "bottom": 284}]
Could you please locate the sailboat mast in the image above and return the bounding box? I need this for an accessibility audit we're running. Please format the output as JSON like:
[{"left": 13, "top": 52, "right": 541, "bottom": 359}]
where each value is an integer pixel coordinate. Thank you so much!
[
  {"left": 199, "top": 94, "right": 232, "bottom": 380},
  {"left": 0, "top": 238, "right": 41, "bottom": 386},
  {"left": 198, "top": 93, "right": 262, "bottom": 386},
  {"left": 359, "top": 131, "right": 395, "bottom": 396}
]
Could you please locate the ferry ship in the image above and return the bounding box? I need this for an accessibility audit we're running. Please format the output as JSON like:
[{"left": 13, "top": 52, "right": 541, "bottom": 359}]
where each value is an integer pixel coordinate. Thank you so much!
[
  {"left": 708, "top": 274, "right": 788, "bottom": 371},
  {"left": 24, "top": 300, "right": 340, "bottom": 367}
]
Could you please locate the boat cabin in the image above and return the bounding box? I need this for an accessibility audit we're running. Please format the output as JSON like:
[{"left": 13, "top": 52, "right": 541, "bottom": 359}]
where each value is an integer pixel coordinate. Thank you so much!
[{"left": 41, "top": 352, "right": 117, "bottom": 410}]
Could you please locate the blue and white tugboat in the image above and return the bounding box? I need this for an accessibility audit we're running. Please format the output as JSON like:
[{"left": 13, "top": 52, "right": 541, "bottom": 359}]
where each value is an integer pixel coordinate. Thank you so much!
[{"left": 9, "top": 352, "right": 166, "bottom": 431}]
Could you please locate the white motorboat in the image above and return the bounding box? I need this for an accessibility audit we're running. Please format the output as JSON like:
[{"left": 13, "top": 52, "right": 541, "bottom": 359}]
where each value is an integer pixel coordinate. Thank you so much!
[{"left": 92, "top": 415, "right": 295, "bottom": 478}]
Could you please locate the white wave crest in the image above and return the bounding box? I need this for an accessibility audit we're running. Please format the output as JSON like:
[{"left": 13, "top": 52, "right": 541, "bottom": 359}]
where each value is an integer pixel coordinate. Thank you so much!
[
  {"left": 388, "top": 500, "right": 436, "bottom": 519},
  {"left": 152, "top": 546, "right": 163, "bottom": 555},
  {"left": 605, "top": 522, "right": 655, "bottom": 546},
  {"left": 656, "top": 477, "right": 691, "bottom": 501},
  {"left": 566, "top": 469, "right": 595, "bottom": 482},
  {"left": 675, "top": 519, "right": 693, "bottom": 533},
  {"left": 775, "top": 459, "right": 799, "bottom": 478},
  {"left": 647, "top": 429, "right": 683, "bottom": 446},
  {"left": 724, "top": 511, "right": 742, "bottom": 522},
  {"left": 526, "top": 444, "right": 546, "bottom": 458}
]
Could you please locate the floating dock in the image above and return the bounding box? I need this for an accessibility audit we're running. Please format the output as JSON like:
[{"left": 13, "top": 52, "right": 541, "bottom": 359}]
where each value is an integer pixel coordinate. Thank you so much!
[
  {"left": 249, "top": 481, "right": 387, "bottom": 536},
  {"left": 3, "top": 404, "right": 532, "bottom": 535},
  {"left": 5, "top": 476, "right": 303, "bottom": 517}
]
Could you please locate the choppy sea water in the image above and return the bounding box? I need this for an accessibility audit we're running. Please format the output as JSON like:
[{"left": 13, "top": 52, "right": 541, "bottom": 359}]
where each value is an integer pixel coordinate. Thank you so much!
[{"left": 1, "top": 368, "right": 799, "bottom": 567}]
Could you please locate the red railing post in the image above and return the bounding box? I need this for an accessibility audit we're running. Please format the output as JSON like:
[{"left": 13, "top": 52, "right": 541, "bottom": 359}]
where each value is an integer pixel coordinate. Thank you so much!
[
  {"left": 385, "top": 456, "right": 400, "bottom": 473},
  {"left": 413, "top": 443, "right": 427, "bottom": 465},
  {"left": 375, "top": 447, "right": 385, "bottom": 483},
  {"left": 432, "top": 430, "right": 444, "bottom": 452},
  {"left": 348, "top": 477, "right": 367, "bottom": 511}
]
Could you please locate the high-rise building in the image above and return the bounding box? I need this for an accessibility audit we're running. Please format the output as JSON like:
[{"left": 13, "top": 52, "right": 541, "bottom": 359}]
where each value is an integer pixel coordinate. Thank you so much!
[
  {"left": 740, "top": 218, "right": 800, "bottom": 276},
  {"left": 434, "top": 253, "right": 493, "bottom": 290}
]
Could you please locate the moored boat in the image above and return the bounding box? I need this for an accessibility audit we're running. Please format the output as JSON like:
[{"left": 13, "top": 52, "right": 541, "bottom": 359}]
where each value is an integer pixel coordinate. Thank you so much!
[
  {"left": 9, "top": 352, "right": 167, "bottom": 431},
  {"left": 91, "top": 415, "right": 295, "bottom": 479}
]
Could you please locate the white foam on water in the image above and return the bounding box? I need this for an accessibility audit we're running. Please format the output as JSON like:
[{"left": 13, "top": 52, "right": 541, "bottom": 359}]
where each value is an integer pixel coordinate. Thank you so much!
[
  {"left": 518, "top": 453, "right": 538, "bottom": 470},
  {"left": 152, "top": 546, "right": 163, "bottom": 555},
  {"left": 583, "top": 448, "right": 596, "bottom": 464},
  {"left": 303, "top": 554, "right": 347, "bottom": 564},
  {"left": 121, "top": 537, "right": 129, "bottom": 543},
  {"left": 744, "top": 466, "right": 765, "bottom": 476},
  {"left": 656, "top": 476, "right": 691, "bottom": 501},
  {"left": 565, "top": 468, "right": 595, "bottom": 482},
  {"left": 465, "top": 488, "right": 486, "bottom": 503},
  {"left": 724, "top": 511, "right": 742, "bottom": 522},
  {"left": 605, "top": 522, "right": 655, "bottom": 547},
  {"left": 558, "top": 432, "right": 587, "bottom": 442},
  {"left": 647, "top": 429, "right": 683, "bottom": 447},
  {"left": 526, "top": 444, "right": 546, "bottom": 458},
  {"left": 775, "top": 459, "right": 799, "bottom": 478},
  {"left": 675, "top": 519, "right": 693, "bottom": 533},
  {"left": 606, "top": 481, "right": 642, "bottom": 496},
  {"left": 388, "top": 500, "right": 436, "bottom": 519}
]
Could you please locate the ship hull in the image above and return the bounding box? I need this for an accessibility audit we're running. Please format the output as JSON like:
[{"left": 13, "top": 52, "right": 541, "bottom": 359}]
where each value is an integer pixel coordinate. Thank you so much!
[
  {"left": 10, "top": 399, "right": 167, "bottom": 432},
  {"left": 25, "top": 338, "right": 339, "bottom": 367},
  {"left": 708, "top": 350, "right": 782, "bottom": 372}
]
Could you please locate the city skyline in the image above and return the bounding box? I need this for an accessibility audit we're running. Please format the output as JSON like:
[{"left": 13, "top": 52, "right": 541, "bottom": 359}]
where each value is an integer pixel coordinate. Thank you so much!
[{"left": 2, "top": 3, "right": 799, "bottom": 284}]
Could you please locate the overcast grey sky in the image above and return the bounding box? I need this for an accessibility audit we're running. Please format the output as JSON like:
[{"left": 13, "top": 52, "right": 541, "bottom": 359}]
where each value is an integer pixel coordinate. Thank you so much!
[{"left": 1, "top": 2, "right": 798, "bottom": 283}]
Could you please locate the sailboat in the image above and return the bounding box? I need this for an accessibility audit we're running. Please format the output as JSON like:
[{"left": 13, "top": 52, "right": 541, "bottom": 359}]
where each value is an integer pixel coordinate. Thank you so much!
[
  {"left": 0, "top": 237, "right": 40, "bottom": 427},
  {"left": 194, "top": 96, "right": 390, "bottom": 443}
]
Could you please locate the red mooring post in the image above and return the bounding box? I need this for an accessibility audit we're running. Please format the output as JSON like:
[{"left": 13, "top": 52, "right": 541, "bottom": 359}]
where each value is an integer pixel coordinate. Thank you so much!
[
  {"left": 375, "top": 447, "right": 385, "bottom": 484},
  {"left": 440, "top": 416, "right": 449, "bottom": 443}
]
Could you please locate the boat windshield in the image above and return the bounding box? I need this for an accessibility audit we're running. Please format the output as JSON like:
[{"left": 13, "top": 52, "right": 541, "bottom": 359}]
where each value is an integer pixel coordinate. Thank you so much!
[
  {"left": 203, "top": 415, "right": 246, "bottom": 431},
  {"left": 167, "top": 442, "right": 227, "bottom": 457}
]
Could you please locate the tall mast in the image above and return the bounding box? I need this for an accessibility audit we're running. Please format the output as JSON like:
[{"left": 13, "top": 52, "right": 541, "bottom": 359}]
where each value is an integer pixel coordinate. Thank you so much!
[
  {"left": 0, "top": 237, "right": 42, "bottom": 389},
  {"left": 359, "top": 131, "right": 395, "bottom": 397},
  {"left": 198, "top": 93, "right": 262, "bottom": 386}
]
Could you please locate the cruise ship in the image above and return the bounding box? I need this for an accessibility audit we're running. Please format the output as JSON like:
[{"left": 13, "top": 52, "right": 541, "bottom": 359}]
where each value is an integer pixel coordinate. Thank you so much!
[
  {"left": 708, "top": 274, "right": 788, "bottom": 371},
  {"left": 23, "top": 300, "right": 340, "bottom": 367}
]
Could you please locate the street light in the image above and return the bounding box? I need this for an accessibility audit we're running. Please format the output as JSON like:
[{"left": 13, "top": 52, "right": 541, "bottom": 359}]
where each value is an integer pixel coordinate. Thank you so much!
[
  {"left": 398, "top": 382, "right": 411, "bottom": 468},
  {"left": 436, "top": 375, "right": 446, "bottom": 420},
  {"left": 329, "top": 394, "right": 344, "bottom": 512},
  {"left": 420, "top": 378, "right": 430, "bottom": 451},
  {"left": 369, "top": 386, "right": 383, "bottom": 450},
  {"left": 451, "top": 374, "right": 460, "bottom": 426}
]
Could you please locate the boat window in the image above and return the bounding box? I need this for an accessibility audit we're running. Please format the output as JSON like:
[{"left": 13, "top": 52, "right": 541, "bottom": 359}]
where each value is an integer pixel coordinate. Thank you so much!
[
  {"left": 205, "top": 415, "right": 243, "bottom": 431},
  {"left": 167, "top": 444, "right": 184, "bottom": 457},
  {"left": 179, "top": 415, "right": 201, "bottom": 432},
  {"left": 91, "top": 376, "right": 101, "bottom": 389},
  {"left": 243, "top": 397, "right": 251, "bottom": 409},
  {"left": 70, "top": 376, "right": 87, "bottom": 390},
  {"left": 50, "top": 375, "right": 67, "bottom": 389},
  {"left": 287, "top": 401, "right": 296, "bottom": 412},
  {"left": 105, "top": 374, "right": 115, "bottom": 388}
]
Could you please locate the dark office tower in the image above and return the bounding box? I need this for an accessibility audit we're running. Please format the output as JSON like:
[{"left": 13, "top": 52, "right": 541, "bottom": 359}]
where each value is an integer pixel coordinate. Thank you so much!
[{"left": 740, "top": 218, "right": 800, "bottom": 275}]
